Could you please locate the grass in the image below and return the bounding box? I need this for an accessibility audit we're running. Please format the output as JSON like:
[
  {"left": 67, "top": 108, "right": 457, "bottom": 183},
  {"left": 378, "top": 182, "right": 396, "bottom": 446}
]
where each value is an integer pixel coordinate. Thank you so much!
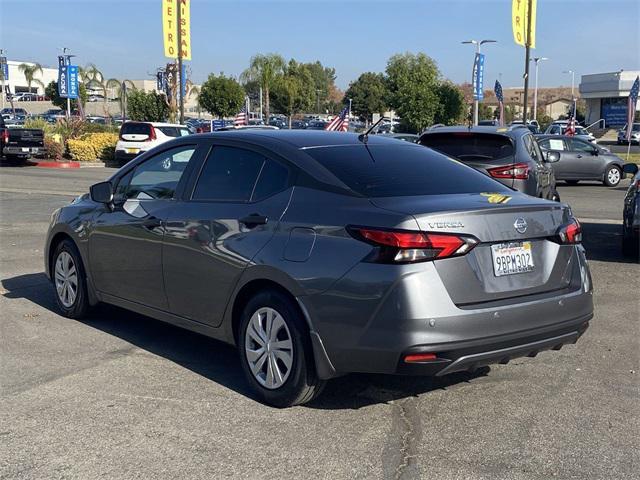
[{"left": 620, "top": 153, "right": 640, "bottom": 164}]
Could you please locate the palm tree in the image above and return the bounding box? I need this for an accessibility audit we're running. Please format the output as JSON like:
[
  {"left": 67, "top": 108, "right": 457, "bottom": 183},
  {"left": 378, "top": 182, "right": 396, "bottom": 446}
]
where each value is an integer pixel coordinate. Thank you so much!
[
  {"left": 80, "top": 63, "right": 108, "bottom": 114},
  {"left": 106, "top": 78, "right": 135, "bottom": 118},
  {"left": 241, "top": 53, "right": 285, "bottom": 123},
  {"left": 18, "top": 63, "right": 44, "bottom": 94}
]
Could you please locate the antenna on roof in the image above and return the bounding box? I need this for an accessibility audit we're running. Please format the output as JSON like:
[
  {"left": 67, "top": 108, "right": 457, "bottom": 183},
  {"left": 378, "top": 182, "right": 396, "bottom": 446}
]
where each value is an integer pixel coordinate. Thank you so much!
[{"left": 358, "top": 116, "right": 390, "bottom": 143}]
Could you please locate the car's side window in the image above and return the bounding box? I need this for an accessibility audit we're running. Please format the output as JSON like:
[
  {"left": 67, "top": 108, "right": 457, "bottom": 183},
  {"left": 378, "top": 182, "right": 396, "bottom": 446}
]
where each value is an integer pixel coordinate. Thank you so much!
[
  {"left": 524, "top": 135, "right": 542, "bottom": 164},
  {"left": 119, "top": 145, "right": 196, "bottom": 200},
  {"left": 251, "top": 159, "right": 291, "bottom": 202},
  {"left": 192, "top": 146, "right": 265, "bottom": 202},
  {"left": 539, "top": 138, "right": 566, "bottom": 151},
  {"left": 569, "top": 139, "right": 594, "bottom": 153}
]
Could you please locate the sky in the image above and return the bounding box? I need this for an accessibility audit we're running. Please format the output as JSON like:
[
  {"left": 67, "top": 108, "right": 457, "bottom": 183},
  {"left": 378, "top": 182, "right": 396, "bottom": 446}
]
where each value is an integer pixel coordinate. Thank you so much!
[{"left": 1, "top": 0, "right": 639, "bottom": 90}]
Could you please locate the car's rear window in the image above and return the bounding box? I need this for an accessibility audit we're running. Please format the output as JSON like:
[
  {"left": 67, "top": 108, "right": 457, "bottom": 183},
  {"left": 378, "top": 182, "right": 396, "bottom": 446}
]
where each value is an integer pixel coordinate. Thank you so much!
[
  {"left": 157, "top": 126, "right": 191, "bottom": 137},
  {"left": 419, "top": 132, "right": 514, "bottom": 162},
  {"left": 120, "top": 123, "right": 152, "bottom": 135},
  {"left": 304, "top": 144, "right": 510, "bottom": 198}
]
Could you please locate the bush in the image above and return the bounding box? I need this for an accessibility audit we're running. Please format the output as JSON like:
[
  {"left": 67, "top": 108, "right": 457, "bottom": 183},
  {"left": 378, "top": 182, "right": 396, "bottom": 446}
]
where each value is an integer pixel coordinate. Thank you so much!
[
  {"left": 67, "top": 132, "right": 118, "bottom": 162},
  {"left": 43, "top": 136, "right": 63, "bottom": 160}
]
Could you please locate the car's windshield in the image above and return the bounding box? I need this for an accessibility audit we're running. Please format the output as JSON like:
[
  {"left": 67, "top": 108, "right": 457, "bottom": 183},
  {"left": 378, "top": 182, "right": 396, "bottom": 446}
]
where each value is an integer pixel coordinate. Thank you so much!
[
  {"left": 419, "top": 132, "right": 515, "bottom": 162},
  {"left": 305, "top": 144, "right": 510, "bottom": 197}
]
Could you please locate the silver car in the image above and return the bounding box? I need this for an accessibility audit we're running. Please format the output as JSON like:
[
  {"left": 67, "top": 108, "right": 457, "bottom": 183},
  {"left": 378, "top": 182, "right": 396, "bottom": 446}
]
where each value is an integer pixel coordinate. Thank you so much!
[
  {"left": 545, "top": 123, "right": 596, "bottom": 143},
  {"left": 45, "top": 131, "right": 593, "bottom": 407}
]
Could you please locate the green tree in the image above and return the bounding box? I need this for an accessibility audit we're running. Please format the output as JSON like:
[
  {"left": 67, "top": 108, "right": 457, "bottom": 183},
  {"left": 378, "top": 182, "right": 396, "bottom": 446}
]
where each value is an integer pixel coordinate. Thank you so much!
[
  {"left": 477, "top": 103, "right": 494, "bottom": 122},
  {"left": 241, "top": 53, "right": 286, "bottom": 122},
  {"left": 198, "top": 73, "right": 245, "bottom": 118},
  {"left": 127, "top": 90, "right": 169, "bottom": 122},
  {"left": 45, "top": 80, "right": 88, "bottom": 111},
  {"left": 18, "top": 63, "right": 44, "bottom": 93},
  {"left": 435, "top": 81, "right": 465, "bottom": 125},
  {"left": 344, "top": 72, "right": 388, "bottom": 124},
  {"left": 300, "top": 60, "right": 337, "bottom": 112},
  {"left": 385, "top": 52, "right": 440, "bottom": 133},
  {"left": 271, "top": 60, "right": 315, "bottom": 127}
]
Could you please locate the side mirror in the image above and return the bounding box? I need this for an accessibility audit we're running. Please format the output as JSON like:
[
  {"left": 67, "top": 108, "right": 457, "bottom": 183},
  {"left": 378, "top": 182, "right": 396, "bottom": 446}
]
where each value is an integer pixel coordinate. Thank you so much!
[
  {"left": 591, "top": 148, "right": 599, "bottom": 156},
  {"left": 90, "top": 181, "right": 113, "bottom": 204},
  {"left": 545, "top": 151, "right": 561, "bottom": 163},
  {"left": 622, "top": 163, "right": 639, "bottom": 175}
]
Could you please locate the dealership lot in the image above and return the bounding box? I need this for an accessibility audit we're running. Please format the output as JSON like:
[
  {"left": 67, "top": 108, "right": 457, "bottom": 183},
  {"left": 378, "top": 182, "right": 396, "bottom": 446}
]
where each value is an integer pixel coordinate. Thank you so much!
[{"left": 1, "top": 167, "right": 638, "bottom": 479}]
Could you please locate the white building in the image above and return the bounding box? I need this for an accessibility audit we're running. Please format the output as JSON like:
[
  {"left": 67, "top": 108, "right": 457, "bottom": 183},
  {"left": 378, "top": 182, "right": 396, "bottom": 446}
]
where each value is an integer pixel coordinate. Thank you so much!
[
  {"left": 2, "top": 60, "right": 58, "bottom": 95},
  {"left": 579, "top": 70, "right": 640, "bottom": 127}
]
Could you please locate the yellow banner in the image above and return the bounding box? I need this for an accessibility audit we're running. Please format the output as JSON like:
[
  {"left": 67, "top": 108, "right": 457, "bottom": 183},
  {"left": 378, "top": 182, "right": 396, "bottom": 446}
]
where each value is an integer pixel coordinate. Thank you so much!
[
  {"left": 162, "top": 0, "right": 191, "bottom": 60},
  {"left": 512, "top": 0, "right": 536, "bottom": 48}
]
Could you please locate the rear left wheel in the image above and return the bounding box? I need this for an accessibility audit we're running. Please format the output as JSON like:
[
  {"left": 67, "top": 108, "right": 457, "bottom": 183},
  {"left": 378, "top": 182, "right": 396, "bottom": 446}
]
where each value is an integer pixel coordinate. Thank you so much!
[{"left": 238, "top": 289, "right": 325, "bottom": 407}]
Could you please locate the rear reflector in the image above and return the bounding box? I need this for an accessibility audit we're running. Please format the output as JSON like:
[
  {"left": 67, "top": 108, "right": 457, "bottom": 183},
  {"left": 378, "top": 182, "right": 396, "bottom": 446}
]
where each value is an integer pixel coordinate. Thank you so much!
[
  {"left": 488, "top": 162, "right": 530, "bottom": 180},
  {"left": 348, "top": 226, "right": 478, "bottom": 263},
  {"left": 404, "top": 353, "right": 437, "bottom": 363}
]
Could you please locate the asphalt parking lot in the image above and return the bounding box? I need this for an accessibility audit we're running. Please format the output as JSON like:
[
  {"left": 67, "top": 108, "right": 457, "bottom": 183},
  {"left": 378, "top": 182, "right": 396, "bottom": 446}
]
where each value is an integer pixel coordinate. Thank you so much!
[{"left": 1, "top": 166, "right": 638, "bottom": 480}]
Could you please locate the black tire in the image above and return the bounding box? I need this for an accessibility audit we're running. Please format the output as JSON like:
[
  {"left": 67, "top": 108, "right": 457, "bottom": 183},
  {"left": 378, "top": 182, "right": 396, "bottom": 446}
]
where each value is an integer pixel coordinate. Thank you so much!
[
  {"left": 51, "top": 239, "right": 90, "bottom": 319},
  {"left": 603, "top": 165, "right": 622, "bottom": 187},
  {"left": 238, "top": 289, "right": 325, "bottom": 407},
  {"left": 565, "top": 180, "right": 579, "bottom": 186}
]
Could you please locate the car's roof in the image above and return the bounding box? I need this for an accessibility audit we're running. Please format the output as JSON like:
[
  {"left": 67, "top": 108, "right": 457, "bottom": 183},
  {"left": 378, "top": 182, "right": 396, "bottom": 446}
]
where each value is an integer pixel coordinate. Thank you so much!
[
  {"left": 197, "top": 129, "right": 412, "bottom": 149},
  {"left": 421, "top": 125, "right": 529, "bottom": 137},
  {"left": 536, "top": 134, "right": 592, "bottom": 140}
]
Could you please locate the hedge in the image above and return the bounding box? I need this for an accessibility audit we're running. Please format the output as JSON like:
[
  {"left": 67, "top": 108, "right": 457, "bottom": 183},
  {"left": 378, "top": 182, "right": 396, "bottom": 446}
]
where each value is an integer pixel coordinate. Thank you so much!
[{"left": 67, "top": 133, "right": 118, "bottom": 162}]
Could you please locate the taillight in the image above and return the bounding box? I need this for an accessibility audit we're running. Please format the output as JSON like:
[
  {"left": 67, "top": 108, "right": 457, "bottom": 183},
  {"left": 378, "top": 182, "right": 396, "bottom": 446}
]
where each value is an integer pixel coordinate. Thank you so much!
[
  {"left": 488, "top": 162, "right": 530, "bottom": 180},
  {"left": 147, "top": 125, "right": 157, "bottom": 141},
  {"left": 1, "top": 129, "right": 8, "bottom": 143},
  {"left": 554, "top": 218, "right": 582, "bottom": 244},
  {"left": 347, "top": 226, "right": 479, "bottom": 263}
]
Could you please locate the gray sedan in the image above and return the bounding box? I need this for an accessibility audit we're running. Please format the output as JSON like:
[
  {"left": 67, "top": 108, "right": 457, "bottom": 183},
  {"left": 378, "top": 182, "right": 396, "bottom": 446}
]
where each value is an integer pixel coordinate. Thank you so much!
[{"left": 537, "top": 135, "right": 625, "bottom": 187}]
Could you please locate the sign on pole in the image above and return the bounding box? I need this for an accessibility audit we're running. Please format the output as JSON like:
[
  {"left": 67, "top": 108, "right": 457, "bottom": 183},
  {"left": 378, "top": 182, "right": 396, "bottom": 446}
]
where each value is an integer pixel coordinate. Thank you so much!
[
  {"left": 58, "top": 65, "right": 68, "bottom": 97},
  {"left": 512, "top": 0, "right": 536, "bottom": 47},
  {"left": 67, "top": 65, "right": 79, "bottom": 99},
  {"left": 162, "top": 0, "right": 191, "bottom": 60},
  {"left": 0, "top": 57, "right": 8, "bottom": 81},
  {"left": 472, "top": 53, "right": 485, "bottom": 101}
]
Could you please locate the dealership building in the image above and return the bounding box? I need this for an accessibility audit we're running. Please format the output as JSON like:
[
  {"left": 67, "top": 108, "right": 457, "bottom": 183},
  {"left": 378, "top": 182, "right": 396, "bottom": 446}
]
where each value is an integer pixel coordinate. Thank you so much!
[{"left": 579, "top": 70, "right": 640, "bottom": 127}]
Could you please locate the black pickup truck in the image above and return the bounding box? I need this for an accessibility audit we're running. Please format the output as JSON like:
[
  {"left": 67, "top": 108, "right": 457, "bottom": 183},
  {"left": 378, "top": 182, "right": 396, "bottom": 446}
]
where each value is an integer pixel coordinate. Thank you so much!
[{"left": 0, "top": 115, "right": 45, "bottom": 163}]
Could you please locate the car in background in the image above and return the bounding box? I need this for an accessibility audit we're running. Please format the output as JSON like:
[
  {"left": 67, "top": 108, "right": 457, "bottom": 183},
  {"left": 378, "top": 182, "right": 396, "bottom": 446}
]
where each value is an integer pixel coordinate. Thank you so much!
[
  {"left": 419, "top": 126, "right": 560, "bottom": 201},
  {"left": 213, "top": 125, "right": 278, "bottom": 132},
  {"left": 0, "top": 115, "right": 45, "bottom": 163},
  {"left": 617, "top": 123, "right": 640, "bottom": 145},
  {"left": 1, "top": 107, "right": 29, "bottom": 117},
  {"left": 621, "top": 163, "right": 640, "bottom": 257},
  {"left": 377, "top": 133, "right": 419, "bottom": 143},
  {"left": 537, "top": 135, "right": 624, "bottom": 187},
  {"left": 45, "top": 130, "right": 593, "bottom": 407},
  {"left": 306, "top": 120, "right": 328, "bottom": 130},
  {"left": 114, "top": 121, "right": 191, "bottom": 166},
  {"left": 545, "top": 123, "right": 596, "bottom": 143},
  {"left": 290, "top": 120, "right": 307, "bottom": 129},
  {"left": 479, "top": 120, "right": 501, "bottom": 127}
]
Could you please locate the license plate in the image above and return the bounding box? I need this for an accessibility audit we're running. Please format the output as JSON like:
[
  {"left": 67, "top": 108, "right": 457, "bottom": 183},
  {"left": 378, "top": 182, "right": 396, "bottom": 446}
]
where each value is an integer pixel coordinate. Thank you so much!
[
  {"left": 491, "top": 241, "right": 534, "bottom": 277},
  {"left": 126, "top": 148, "right": 140, "bottom": 154},
  {"left": 22, "top": 147, "right": 29, "bottom": 152}
]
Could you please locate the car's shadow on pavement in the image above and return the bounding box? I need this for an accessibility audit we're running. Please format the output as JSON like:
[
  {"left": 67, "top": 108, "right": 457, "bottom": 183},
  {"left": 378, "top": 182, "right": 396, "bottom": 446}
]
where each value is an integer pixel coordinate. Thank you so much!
[
  {"left": 581, "top": 222, "right": 638, "bottom": 264},
  {"left": 1, "top": 273, "right": 488, "bottom": 409}
]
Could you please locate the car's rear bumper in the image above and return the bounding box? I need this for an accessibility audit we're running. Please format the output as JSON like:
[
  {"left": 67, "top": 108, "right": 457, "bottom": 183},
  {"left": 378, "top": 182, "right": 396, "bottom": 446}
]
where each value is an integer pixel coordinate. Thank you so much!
[
  {"left": 114, "top": 149, "right": 144, "bottom": 165},
  {"left": 3, "top": 146, "right": 44, "bottom": 157}
]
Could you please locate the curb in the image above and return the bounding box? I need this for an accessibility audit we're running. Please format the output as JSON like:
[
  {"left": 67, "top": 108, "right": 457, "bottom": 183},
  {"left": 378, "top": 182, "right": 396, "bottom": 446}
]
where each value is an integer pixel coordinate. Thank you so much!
[{"left": 34, "top": 161, "right": 81, "bottom": 169}]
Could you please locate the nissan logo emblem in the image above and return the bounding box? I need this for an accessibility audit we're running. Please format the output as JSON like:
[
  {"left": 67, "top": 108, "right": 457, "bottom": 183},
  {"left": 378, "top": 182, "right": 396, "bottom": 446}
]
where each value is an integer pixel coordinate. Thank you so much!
[{"left": 514, "top": 218, "right": 528, "bottom": 234}]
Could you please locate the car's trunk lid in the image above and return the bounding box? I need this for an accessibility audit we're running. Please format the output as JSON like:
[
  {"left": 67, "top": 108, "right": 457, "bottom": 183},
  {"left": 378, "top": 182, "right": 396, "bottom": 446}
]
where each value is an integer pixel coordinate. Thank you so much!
[{"left": 370, "top": 193, "right": 579, "bottom": 306}]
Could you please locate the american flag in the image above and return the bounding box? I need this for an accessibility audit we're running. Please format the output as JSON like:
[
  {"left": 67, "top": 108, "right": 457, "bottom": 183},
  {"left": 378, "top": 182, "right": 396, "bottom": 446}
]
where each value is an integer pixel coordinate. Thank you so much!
[
  {"left": 233, "top": 100, "right": 248, "bottom": 126},
  {"left": 325, "top": 106, "right": 349, "bottom": 132},
  {"left": 626, "top": 76, "right": 639, "bottom": 141},
  {"left": 565, "top": 100, "right": 577, "bottom": 136},
  {"left": 494, "top": 80, "right": 504, "bottom": 127}
]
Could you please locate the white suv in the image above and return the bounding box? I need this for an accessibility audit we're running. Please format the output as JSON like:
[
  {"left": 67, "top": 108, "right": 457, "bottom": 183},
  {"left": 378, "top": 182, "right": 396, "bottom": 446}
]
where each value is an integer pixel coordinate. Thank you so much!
[{"left": 114, "top": 121, "right": 191, "bottom": 166}]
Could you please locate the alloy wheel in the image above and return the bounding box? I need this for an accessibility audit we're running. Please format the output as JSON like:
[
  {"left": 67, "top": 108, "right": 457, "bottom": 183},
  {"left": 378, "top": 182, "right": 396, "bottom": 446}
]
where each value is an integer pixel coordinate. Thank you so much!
[
  {"left": 607, "top": 168, "right": 620, "bottom": 186},
  {"left": 244, "top": 307, "right": 293, "bottom": 390},
  {"left": 54, "top": 251, "right": 78, "bottom": 308}
]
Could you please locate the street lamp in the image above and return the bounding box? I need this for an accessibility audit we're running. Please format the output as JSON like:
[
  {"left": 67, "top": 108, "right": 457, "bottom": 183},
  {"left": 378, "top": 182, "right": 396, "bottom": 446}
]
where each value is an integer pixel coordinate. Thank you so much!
[
  {"left": 563, "top": 69, "right": 575, "bottom": 99},
  {"left": 531, "top": 57, "right": 548, "bottom": 121},
  {"left": 462, "top": 39, "right": 497, "bottom": 126}
]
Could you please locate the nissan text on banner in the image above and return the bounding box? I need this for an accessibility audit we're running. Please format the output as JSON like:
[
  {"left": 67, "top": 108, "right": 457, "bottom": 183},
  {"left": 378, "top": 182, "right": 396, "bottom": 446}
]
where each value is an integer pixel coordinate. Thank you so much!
[
  {"left": 512, "top": 0, "right": 537, "bottom": 48},
  {"left": 163, "top": 0, "right": 191, "bottom": 60}
]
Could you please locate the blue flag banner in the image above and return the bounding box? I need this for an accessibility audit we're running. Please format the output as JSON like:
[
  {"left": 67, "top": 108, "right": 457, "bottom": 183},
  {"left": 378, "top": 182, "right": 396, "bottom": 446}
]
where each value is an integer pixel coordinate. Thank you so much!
[
  {"left": 67, "top": 65, "right": 79, "bottom": 99},
  {"left": 58, "top": 65, "right": 68, "bottom": 97},
  {"left": 0, "top": 57, "right": 8, "bottom": 81},
  {"left": 473, "top": 53, "right": 485, "bottom": 101}
]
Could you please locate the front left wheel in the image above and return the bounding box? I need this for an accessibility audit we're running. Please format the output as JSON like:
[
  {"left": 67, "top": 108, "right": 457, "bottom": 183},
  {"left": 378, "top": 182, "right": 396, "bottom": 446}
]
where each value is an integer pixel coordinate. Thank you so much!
[
  {"left": 52, "top": 239, "right": 90, "bottom": 319},
  {"left": 238, "top": 289, "right": 325, "bottom": 407}
]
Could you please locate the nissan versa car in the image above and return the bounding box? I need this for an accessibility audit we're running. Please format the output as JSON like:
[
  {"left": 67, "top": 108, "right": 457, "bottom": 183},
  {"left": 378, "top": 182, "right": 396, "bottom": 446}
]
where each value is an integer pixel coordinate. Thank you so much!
[
  {"left": 419, "top": 126, "right": 561, "bottom": 201},
  {"left": 45, "top": 131, "right": 593, "bottom": 407}
]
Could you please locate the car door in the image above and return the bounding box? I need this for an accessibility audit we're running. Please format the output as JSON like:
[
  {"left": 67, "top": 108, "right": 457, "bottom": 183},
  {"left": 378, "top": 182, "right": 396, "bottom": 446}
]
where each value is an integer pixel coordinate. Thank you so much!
[
  {"left": 162, "top": 143, "right": 293, "bottom": 327},
  {"left": 88, "top": 144, "right": 200, "bottom": 310},
  {"left": 567, "top": 138, "right": 602, "bottom": 179},
  {"left": 538, "top": 137, "right": 570, "bottom": 179},
  {"left": 524, "top": 134, "right": 552, "bottom": 197}
]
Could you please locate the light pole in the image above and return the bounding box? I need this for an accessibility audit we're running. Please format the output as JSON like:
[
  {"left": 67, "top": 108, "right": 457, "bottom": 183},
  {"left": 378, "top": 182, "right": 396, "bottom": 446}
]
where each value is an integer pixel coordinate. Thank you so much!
[
  {"left": 563, "top": 69, "right": 575, "bottom": 99},
  {"left": 348, "top": 97, "right": 352, "bottom": 118},
  {"left": 0, "top": 49, "right": 6, "bottom": 110},
  {"left": 462, "top": 39, "right": 496, "bottom": 125},
  {"left": 531, "top": 57, "right": 548, "bottom": 121}
]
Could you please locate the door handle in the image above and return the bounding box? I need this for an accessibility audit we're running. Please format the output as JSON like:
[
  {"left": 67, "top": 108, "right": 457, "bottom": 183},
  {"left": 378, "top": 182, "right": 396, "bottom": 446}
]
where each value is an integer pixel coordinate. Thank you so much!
[
  {"left": 239, "top": 214, "right": 268, "bottom": 228},
  {"left": 142, "top": 216, "right": 163, "bottom": 228}
]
